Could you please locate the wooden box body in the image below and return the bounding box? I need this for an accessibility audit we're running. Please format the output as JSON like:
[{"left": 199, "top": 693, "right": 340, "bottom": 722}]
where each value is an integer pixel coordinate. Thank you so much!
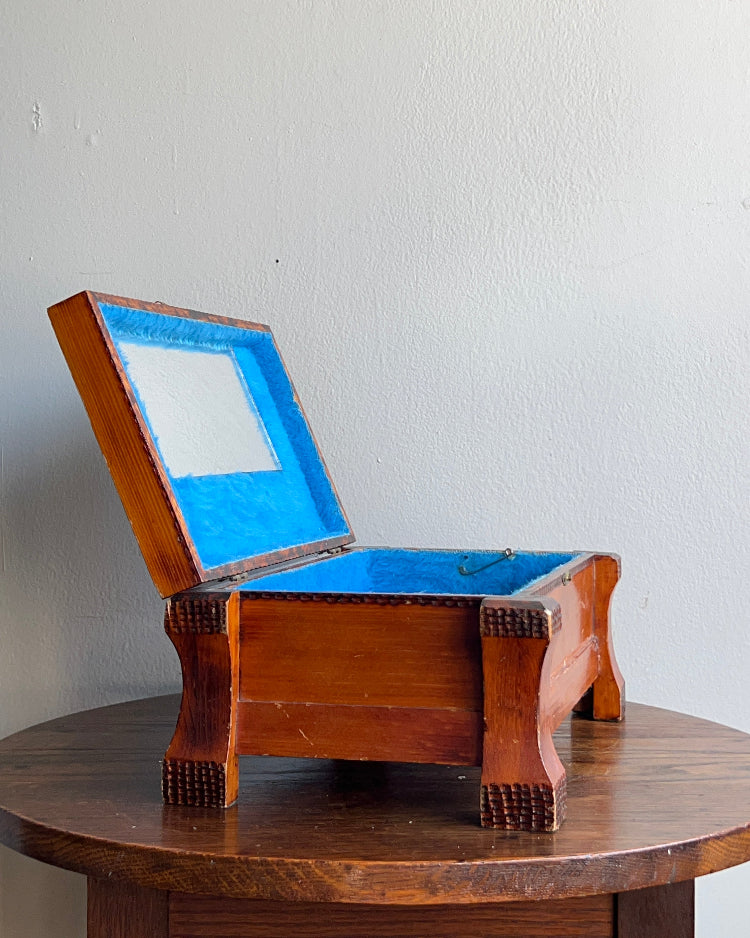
[{"left": 49, "top": 292, "right": 624, "bottom": 831}]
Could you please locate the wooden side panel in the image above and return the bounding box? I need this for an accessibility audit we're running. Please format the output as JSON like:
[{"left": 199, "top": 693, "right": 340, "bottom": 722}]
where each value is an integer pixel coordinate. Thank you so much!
[
  {"left": 238, "top": 597, "right": 483, "bottom": 710},
  {"left": 88, "top": 878, "right": 169, "bottom": 938},
  {"left": 49, "top": 291, "right": 202, "bottom": 597},
  {"left": 169, "top": 894, "right": 614, "bottom": 938},
  {"left": 526, "top": 553, "right": 624, "bottom": 722},
  {"left": 617, "top": 881, "right": 694, "bottom": 938},
  {"left": 544, "top": 635, "right": 599, "bottom": 730},
  {"left": 236, "top": 700, "right": 482, "bottom": 764},
  {"left": 530, "top": 560, "right": 594, "bottom": 686}
]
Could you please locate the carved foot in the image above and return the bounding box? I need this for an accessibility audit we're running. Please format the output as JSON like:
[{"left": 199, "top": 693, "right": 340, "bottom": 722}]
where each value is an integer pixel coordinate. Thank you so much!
[
  {"left": 480, "top": 775, "right": 566, "bottom": 831},
  {"left": 162, "top": 758, "right": 231, "bottom": 808}
]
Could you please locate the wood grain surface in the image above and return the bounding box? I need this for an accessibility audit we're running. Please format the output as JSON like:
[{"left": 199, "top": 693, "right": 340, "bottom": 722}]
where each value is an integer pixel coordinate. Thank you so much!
[
  {"left": 167, "top": 894, "right": 614, "bottom": 937},
  {"left": 1, "top": 696, "right": 750, "bottom": 905},
  {"left": 617, "top": 881, "right": 694, "bottom": 938},
  {"left": 88, "top": 878, "right": 168, "bottom": 938}
]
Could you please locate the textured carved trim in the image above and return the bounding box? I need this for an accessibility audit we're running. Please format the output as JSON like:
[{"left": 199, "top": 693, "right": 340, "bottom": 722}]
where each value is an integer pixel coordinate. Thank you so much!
[
  {"left": 162, "top": 759, "right": 227, "bottom": 807},
  {"left": 480, "top": 776, "right": 566, "bottom": 831},
  {"left": 479, "top": 601, "right": 560, "bottom": 639},
  {"left": 241, "top": 592, "right": 482, "bottom": 608},
  {"left": 165, "top": 598, "right": 228, "bottom": 635}
]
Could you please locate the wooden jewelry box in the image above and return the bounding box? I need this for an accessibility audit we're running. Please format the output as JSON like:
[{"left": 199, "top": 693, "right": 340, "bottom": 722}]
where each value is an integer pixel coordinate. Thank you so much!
[{"left": 49, "top": 291, "right": 624, "bottom": 832}]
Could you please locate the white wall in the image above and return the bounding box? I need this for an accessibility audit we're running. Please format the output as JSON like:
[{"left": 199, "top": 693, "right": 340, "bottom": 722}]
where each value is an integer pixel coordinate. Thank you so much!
[{"left": 1, "top": 2, "right": 748, "bottom": 934}]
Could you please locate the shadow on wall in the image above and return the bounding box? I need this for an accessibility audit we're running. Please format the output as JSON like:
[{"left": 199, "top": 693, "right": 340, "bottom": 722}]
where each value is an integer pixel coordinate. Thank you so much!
[
  {"left": 1, "top": 414, "right": 175, "bottom": 735},
  {"left": 0, "top": 846, "right": 86, "bottom": 937}
]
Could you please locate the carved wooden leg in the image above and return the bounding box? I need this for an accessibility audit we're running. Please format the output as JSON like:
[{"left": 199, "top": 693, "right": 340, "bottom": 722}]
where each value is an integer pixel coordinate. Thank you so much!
[
  {"left": 591, "top": 555, "right": 625, "bottom": 722},
  {"left": 162, "top": 593, "right": 240, "bottom": 808},
  {"left": 479, "top": 599, "right": 565, "bottom": 832}
]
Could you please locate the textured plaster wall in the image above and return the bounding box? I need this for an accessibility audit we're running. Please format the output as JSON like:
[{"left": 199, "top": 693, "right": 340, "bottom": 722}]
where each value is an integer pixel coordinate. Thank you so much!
[{"left": 0, "top": 2, "right": 748, "bottom": 934}]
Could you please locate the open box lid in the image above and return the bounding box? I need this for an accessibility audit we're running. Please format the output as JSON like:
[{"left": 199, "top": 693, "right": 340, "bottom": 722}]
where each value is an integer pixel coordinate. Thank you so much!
[{"left": 49, "top": 292, "right": 354, "bottom": 597}]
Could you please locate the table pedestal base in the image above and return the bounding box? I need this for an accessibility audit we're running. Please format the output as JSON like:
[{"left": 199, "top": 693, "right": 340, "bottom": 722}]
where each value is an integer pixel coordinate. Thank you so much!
[{"left": 87, "top": 878, "right": 694, "bottom": 938}]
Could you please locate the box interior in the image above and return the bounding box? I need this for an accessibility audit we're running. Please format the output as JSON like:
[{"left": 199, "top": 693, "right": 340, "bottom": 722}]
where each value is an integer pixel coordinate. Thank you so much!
[
  {"left": 240, "top": 548, "right": 579, "bottom": 596},
  {"left": 98, "top": 302, "right": 351, "bottom": 570}
]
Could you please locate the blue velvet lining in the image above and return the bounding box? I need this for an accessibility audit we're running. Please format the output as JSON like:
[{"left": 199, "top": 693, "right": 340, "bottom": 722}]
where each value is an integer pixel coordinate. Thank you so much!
[
  {"left": 98, "top": 303, "right": 350, "bottom": 569},
  {"left": 241, "top": 549, "right": 579, "bottom": 596}
]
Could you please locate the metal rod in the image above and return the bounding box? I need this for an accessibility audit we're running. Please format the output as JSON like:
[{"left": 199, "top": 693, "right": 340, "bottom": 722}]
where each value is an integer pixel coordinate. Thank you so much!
[{"left": 458, "top": 547, "right": 515, "bottom": 576}]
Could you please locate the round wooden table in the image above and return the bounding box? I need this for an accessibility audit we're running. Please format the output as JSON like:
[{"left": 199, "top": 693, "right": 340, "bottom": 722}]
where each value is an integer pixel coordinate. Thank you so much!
[{"left": 1, "top": 696, "right": 749, "bottom": 937}]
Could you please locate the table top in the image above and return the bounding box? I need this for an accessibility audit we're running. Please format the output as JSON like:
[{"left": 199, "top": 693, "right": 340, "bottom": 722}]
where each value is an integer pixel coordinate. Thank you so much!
[{"left": 1, "top": 695, "right": 749, "bottom": 905}]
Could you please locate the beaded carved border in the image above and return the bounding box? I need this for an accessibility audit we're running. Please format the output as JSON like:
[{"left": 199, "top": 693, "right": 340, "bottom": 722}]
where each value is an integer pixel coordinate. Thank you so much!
[
  {"left": 479, "top": 602, "right": 561, "bottom": 639},
  {"left": 241, "top": 592, "right": 482, "bottom": 608},
  {"left": 165, "top": 597, "right": 228, "bottom": 635}
]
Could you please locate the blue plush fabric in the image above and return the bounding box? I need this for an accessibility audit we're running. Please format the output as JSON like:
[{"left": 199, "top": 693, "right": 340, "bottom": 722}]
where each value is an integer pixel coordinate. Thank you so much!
[
  {"left": 241, "top": 548, "right": 579, "bottom": 596},
  {"left": 98, "top": 303, "right": 350, "bottom": 569}
]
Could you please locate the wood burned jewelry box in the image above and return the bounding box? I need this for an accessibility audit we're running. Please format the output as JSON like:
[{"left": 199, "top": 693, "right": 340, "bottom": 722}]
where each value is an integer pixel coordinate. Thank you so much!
[{"left": 49, "top": 291, "right": 624, "bottom": 832}]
